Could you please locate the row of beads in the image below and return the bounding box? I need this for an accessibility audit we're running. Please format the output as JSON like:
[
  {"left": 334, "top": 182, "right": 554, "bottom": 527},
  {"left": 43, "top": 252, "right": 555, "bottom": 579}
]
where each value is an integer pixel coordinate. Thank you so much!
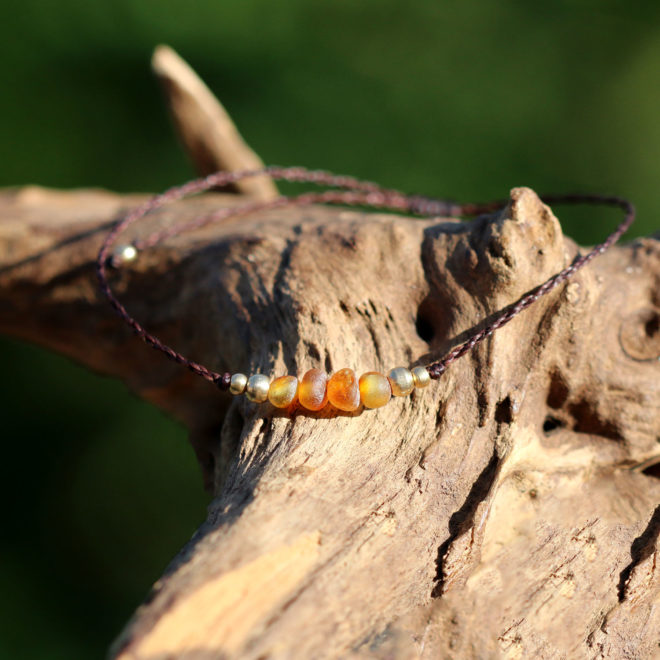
[{"left": 228, "top": 366, "right": 430, "bottom": 411}]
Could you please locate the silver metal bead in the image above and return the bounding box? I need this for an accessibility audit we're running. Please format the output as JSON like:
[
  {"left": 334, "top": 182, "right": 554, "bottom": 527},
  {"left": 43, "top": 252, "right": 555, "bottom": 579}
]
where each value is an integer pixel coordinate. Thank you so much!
[
  {"left": 388, "top": 367, "right": 414, "bottom": 397},
  {"left": 246, "top": 374, "right": 270, "bottom": 402},
  {"left": 113, "top": 244, "right": 138, "bottom": 265},
  {"left": 411, "top": 366, "right": 431, "bottom": 388},
  {"left": 229, "top": 373, "right": 248, "bottom": 395}
]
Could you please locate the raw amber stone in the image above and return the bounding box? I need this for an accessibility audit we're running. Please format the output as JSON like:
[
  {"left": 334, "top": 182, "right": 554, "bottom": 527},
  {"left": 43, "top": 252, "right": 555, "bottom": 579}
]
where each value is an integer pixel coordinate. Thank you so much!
[
  {"left": 359, "top": 371, "right": 392, "bottom": 409},
  {"left": 327, "top": 368, "right": 360, "bottom": 412},
  {"left": 298, "top": 369, "right": 328, "bottom": 411},
  {"left": 268, "top": 375, "right": 298, "bottom": 408}
]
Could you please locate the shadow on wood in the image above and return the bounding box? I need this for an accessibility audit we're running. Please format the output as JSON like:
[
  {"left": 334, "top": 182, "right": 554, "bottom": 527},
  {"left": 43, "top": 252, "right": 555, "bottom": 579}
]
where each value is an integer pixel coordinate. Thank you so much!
[{"left": 0, "top": 47, "right": 658, "bottom": 660}]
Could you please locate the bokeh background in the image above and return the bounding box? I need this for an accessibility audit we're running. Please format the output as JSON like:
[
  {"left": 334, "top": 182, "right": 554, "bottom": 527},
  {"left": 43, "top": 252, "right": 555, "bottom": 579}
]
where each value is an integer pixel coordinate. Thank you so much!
[{"left": 1, "top": 1, "right": 658, "bottom": 657}]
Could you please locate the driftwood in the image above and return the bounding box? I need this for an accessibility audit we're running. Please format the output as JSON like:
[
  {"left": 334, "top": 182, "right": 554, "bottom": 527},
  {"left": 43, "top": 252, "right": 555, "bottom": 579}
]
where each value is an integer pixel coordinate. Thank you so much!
[{"left": 1, "top": 48, "right": 658, "bottom": 659}]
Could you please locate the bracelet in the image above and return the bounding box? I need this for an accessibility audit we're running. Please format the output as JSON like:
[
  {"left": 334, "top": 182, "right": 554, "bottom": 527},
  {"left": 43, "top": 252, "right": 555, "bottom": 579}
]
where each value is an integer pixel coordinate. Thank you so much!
[{"left": 96, "top": 166, "right": 635, "bottom": 412}]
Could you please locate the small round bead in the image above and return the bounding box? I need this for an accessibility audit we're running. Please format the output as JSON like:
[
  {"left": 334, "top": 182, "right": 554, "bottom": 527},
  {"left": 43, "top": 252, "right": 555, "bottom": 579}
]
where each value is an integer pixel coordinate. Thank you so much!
[
  {"left": 388, "top": 367, "right": 414, "bottom": 397},
  {"left": 411, "top": 366, "right": 431, "bottom": 388},
  {"left": 268, "top": 375, "right": 298, "bottom": 408},
  {"left": 215, "top": 372, "right": 232, "bottom": 390},
  {"left": 298, "top": 369, "right": 328, "bottom": 411},
  {"left": 229, "top": 373, "right": 248, "bottom": 395},
  {"left": 359, "top": 371, "right": 392, "bottom": 409},
  {"left": 113, "top": 244, "right": 138, "bottom": 264},
  {"left": 246, "top": 374, "right": 270, "bottom": 403},
  {"left": 327, "top": 368, "right": 360, "bottom": 412}
]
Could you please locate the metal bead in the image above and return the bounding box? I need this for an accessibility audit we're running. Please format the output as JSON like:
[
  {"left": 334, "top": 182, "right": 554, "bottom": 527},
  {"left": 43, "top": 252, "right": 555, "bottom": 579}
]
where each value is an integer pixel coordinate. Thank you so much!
[
  {"left": 246, "top": 374, "right": 270, "bottom": 403},
  {"left": 388, "top": 367, "right": 414, "bottom": 397},
  {"left": 113, "top": 244, "right": 138, "bottom": 265},
  {"left": 229, "top": 373, "right": 248, "bottom": 395},
  {"left": 411, "top": 366, "right": 431, "bottom": 388}
]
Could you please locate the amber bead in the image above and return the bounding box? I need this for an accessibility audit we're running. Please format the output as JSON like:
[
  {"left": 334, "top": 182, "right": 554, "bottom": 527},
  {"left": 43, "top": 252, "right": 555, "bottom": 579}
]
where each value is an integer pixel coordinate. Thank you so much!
[
  {"left": 268, "top": 375, "right": 298, "bottom": 408},
  {"left": 388, "top": 367, "right": 414, "bottom": 397},
  {"left": 327, "top": 368, "right": 361, "bottom": 412},
  {"left": 359, "top": 371, "right": 392, "bottom": 408},
  {"left": 298, "top": 368, "right": 328, "bottom": 411}
]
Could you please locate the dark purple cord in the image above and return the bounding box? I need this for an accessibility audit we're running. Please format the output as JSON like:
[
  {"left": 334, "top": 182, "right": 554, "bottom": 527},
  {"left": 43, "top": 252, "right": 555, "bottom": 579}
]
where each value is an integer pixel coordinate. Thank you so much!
[{"left": 96, "top": 166, "right": 635, "bottom": 388}]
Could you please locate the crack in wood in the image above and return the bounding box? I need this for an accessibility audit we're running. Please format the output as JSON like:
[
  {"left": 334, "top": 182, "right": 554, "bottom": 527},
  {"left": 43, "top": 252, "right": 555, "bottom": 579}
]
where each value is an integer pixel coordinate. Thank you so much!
[
  {"left": 617, "top": 504, "right": 660, "bottom": 602},
  {"left": 430, "top": 446, "right": 501, "bottom": 598},
  {"left": 2, "top": 46, "right": 659, "bottom": 660}
]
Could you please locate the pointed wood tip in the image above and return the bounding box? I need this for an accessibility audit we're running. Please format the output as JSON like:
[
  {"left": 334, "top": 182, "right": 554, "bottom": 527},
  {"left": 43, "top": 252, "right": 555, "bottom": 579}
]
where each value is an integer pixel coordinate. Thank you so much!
[
  {"left": 151, "top": 44, "right": 278, "bottom": 201},
  {"left": 152, "top": 44, "right": 175, "bottom": 71}
]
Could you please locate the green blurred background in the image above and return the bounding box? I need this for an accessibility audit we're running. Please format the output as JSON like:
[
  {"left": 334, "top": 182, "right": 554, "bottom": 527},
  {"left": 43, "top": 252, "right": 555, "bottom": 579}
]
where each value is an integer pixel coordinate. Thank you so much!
[{"left": 1, "top": 1, "right": 658, "bottom": 657}]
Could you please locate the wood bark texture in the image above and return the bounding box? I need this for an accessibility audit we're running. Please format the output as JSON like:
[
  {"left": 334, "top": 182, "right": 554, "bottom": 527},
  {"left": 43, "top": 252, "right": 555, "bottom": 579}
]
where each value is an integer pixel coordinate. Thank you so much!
[{"left": 0, "top": 48, "right": 658, "bottom": 660}]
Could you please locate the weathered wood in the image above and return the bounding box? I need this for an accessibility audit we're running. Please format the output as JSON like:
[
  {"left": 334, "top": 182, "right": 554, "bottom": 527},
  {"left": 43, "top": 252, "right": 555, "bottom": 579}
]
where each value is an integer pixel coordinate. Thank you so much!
[
  {"left": 0, "top": 48, "right": 658, "bottom": 659},
  {"left": 1, "top": 183, "right": 658, "bottom": 659},
  {"left": 152, "top": 45, "right": 278, "bottom": 200}
]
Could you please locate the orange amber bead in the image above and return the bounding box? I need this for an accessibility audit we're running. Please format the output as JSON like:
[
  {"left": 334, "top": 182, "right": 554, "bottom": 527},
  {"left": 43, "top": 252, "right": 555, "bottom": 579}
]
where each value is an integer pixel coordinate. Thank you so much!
[
  {"left": 327, "top": 368, "right": 360, "bottom": 412},
  {"left": 268, "top": 375, "right": 298, "bottom": 408},
  {"left": 298, "top": 369, "right": 328, "bottom": 411},
  {"left": 359, "top": 372, "right": 392, "bottom": 409}
]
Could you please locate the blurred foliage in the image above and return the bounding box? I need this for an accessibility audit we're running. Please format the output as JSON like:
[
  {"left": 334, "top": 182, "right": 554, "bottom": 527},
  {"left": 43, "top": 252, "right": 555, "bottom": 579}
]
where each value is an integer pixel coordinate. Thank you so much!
[{"left": 1, "top": 1, "right": 658, "bottom": 657}]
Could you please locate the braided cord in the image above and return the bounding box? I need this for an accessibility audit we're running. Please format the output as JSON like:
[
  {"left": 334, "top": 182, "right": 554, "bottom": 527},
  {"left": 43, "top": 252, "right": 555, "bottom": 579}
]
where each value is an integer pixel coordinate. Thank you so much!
[{"left": 96, "top": 167, "right": 635, "bottom": 387}]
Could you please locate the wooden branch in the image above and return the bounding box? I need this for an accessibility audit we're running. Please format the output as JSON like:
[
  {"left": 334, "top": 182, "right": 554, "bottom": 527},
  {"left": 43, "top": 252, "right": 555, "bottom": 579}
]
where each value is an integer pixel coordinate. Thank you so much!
[
  {"left": 1, "top": 52, "right": 659, "bottom": 659},
  {"left": 152, "top": 45, "right": 278, "bottom": 200},
  {"left": 1, "top": 183, "right": 658, "bottom": 659}
]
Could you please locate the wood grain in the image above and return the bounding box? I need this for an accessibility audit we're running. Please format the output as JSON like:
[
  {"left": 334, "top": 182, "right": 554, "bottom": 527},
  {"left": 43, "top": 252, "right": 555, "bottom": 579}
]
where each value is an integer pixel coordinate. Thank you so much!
[
  {"left": 1, "top": 183, "right": 658, "bottom": 659},
  {"left": 1, "top": 46, "right": 658, "bottom": 659}
]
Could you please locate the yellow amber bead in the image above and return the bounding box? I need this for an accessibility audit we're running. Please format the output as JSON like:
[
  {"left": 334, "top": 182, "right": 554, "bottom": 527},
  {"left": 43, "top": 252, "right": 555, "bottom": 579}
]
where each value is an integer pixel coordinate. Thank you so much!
[
  {"left": 359, "top": 371, "right": 392, "bottom": 409},
  {"left": 268, "top": 375, "right": 298, "bottom": 408},
  {"left": 327, "top": 368, "right": 360, "bottom": 412},
  {"left": 388, "top": 367, "right": 414, "bottom": 397},
  {"left": 298, "top": 368, "right": 328, "bottom": 411},
  {"left": 411, "top": 366, "right": 431, "bottom": 388}
]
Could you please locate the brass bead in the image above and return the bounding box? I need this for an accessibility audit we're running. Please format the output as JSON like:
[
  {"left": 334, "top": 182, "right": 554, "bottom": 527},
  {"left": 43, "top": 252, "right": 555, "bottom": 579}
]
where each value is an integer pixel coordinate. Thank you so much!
[
  {"left": 388, "top": 367, "right": 414, "bottom": 397},
  {"left": 411, "top": 366, "right": 430, "bottom": 388},
  {"left": 229, "top": 373, "right": 248, "bottom": 395},
  {"left": 359, "top": 371, "right": 392, "bottom": 409},
  {"left": 246, "top": 374, "right": 270, "bottom": 402},
  {"left": 113, "top": 244, "right": 138, "bottom": 264},
  {"left": 268, "top": 375, "right": 298, "bottom": 408}
]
